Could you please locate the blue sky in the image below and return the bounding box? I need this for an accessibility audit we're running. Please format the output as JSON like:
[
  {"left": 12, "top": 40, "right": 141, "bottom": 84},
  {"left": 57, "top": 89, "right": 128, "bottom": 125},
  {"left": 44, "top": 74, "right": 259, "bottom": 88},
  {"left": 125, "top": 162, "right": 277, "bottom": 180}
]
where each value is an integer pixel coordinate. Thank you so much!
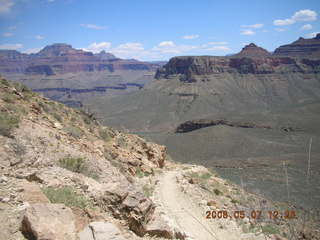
[{"left": 0, "top": 0, "right": 319, "bottom": 60}]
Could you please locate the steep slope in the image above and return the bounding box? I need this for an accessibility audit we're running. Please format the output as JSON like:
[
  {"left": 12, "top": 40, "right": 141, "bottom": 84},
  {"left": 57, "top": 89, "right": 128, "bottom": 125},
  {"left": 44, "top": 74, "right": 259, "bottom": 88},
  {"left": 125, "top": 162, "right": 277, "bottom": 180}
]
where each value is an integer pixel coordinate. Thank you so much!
[
  {"left": 85, "top": 46, "right": 320, "bottom": 209},
  {"left": 1, "top": 77, "right": 319, "bottom": 240},
  {"left": 0, "top": 79, "right": 312, "bottom": 240}
]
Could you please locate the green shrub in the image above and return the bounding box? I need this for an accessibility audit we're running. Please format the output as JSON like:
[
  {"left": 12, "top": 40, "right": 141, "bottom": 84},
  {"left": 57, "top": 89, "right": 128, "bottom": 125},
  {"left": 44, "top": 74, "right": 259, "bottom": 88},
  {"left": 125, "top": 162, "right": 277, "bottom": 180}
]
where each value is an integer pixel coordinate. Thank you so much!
[
  {"left": 2, "top": 93, "right": 17, "bottom": 103},
  {"left": 0, "top": 78, "right": 10, "bottom": 86},
  {"left": 231, "top": 199, "right": 240, "bottom": 204},
  {"left": 214, "top": 189, "right": 223, "bottom": 196},
  {"left": 63, "top": 126, "right": 83, "bottom": 138},
  {"left": 200, "top": 172, "right": 212, "bottom": 180},
  {"left": 38, "top": 102, "right": 51, "bottom": 113},
  {"left": 143, "top": 184, "right": 154, "bottom": 197},
  {"left": 261, "top": 224, "right": 280, "bottom": 235},
  {"left": 58, "top": 157, "right": 99, "bottom": 180},
  {"left": 42, "top": 186, "right": 90, "bottom": 209},
  {"left": 99, "top": 128, "right": 112, "bottom": 142},
  {"left": 59, "top": 157, "right": 87, "bottom": 173},
  {"left": 52, "top": 112, "right": 62, "bottom": 122},
  {"left": 0, "top": 112, "right": 20, "bottom": 137}
]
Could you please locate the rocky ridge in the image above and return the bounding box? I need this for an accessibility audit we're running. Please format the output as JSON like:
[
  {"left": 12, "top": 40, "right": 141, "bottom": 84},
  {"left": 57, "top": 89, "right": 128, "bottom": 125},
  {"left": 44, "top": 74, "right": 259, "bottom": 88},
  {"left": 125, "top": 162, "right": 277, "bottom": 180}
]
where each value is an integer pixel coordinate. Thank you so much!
[
  {"left": 2, "top": 77, "right": 316, "bottom": 239},
  {"left": 274, "top": 33, "right": 320, "bottom": 57},
  {"left": 0, "top": 43, "right": 161, "bottom": 75}
]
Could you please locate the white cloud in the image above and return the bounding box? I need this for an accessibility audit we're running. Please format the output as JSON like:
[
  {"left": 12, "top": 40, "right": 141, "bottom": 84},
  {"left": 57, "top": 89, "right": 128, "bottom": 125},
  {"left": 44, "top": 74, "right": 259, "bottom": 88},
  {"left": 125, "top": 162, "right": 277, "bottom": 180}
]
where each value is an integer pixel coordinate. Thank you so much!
[
  {"left": 23, "top": 48, "right": 42, "bottom": 54},
  {"left": 116, "top": 42, "right": 144, "bottom": 51},
  {"left": 158, "top": 41, "right": 175, "bottom": 47},
  {"left": 206, "top": 46, "right": 231, "bottom": 51},
  {"left": 153, "top": 41, "right": 198, "bottom": 54},
  {"left": 83, "top": 42, "right": 112, "bottom": 53},
  {"left": 0, "top": 43, "right": 23, "bottom": 50},
  {"left": 241, "top": 23, "right": 263, "bottom": 29},
  {"left": 301, "top": 24, "right": 312, "bottom": 31},
  {"left": 111, "top": 42, "right": 147, "bottom": 59},
  {"left": 240, "top": 29, "right": 255, "bottom": 35},
  {"left": 83, "top": 40, "right": 232, "bottom": 61},
  {"left": 0, "top": 0, "right": 14, "bottom": 14},
  {"left": 305, "top": 32, "right": 319, "bottom": 38},
  {"left": 273, "top": 18, "right": 295, "bottom": 26},
  {"left": 80, "top": 24, "right": 106, "bottom": 30},
  {"left": 182, "top": 34, "right": 199, "bottom": 40},
  {"left": 3, "top": 32, "right": 13, "bottom": 37},
  {"left": 35, "top": 35, "right": 44, "bottom": 40},
  {"left": 292, "top": 9, "right": 317, "bottom": 22},
  {"left": 208, "top": 41, "right": 228, "bottom": 45},
  {"left": 274, "top": 9, "right": 317, "bottom": 26},
  {"left": 275, "top": 28, "right": 286, "bottom": 32}
]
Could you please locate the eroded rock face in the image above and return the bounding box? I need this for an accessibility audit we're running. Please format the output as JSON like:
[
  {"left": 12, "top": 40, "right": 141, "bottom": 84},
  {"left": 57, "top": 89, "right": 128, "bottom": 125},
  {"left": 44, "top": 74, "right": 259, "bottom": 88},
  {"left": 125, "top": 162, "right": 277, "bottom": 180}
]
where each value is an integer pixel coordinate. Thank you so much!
[
  {"left": 155, "top": 54, "right": 317, "bottom": 82},
  {"left": 102, "top": 183, "right": 155, "bottom": 237},
  {"left": 21, "top": 203, "right": 76, "bottom": 240},
  {"left": 274, "top": 34, "right": 320, "bottom": 57},
  {"left": 79, "top": 222, "right": 126, "bottom": 240}
]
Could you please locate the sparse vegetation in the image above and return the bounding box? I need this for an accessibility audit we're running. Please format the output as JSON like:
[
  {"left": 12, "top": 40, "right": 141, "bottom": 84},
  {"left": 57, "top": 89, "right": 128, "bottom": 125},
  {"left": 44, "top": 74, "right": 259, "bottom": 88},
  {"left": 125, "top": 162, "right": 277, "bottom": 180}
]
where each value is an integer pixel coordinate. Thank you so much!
[
  {"left": 2, "top": 92, "right": 18, "bottom": 103},
  {"left": 99, "top": 128, "right": 112, "bottom": 142},
  {"left": 58, "top": 157, "right": 99, "bottom": 180},
  {"left": 0, "top": 78, "right": 10, "bottom": 86},
  {"left": 63, "top": 126, "right": 83, "bottom": 138},
  {"left": 261, "top": 224, "right": 280, "bottom": 235},
  {"left": 59, "top": 157, "right": 99, "bottom": 180},
  {"left": 42, "top": 186, "right": 90, "bottom": 209},
  {"left": 213, "top": 188, "right": 223, "bottom": 196},
  {"left": 59, "top": 157, "right": 87, "bottom": 173},
  {"left": 0, "top": 112, "right": 20, "bottom": 137},
  {"left": 142, "top": 184, "right": 154, "bottom": 197},
  {"left": 38, "top": 101, "right": 51, "bottom": 113},
  {"left": 136, "top": 167, "right": 144, "bottom": 178}
]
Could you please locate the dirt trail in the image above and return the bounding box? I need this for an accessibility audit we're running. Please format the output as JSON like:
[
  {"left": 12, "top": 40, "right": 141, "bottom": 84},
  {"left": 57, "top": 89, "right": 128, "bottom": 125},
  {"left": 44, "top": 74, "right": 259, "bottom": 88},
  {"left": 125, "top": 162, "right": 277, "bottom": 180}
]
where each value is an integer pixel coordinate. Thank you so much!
[{"left": 157, "top": 171, "right": 243, "bottom": 240}]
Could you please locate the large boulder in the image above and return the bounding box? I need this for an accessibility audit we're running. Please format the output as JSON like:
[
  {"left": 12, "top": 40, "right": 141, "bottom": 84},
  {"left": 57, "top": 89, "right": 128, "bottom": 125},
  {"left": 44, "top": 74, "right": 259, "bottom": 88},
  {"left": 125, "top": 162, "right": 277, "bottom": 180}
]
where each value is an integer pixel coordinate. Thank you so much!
[
  {"left": 101, "top": 183, "right": 155, "bottom": 237},
  {"left": 78, "top": 222, "right": 125, "bottom": 240},
  {"left": 21, "top": 203, "right": 76, "bottom": 240},
  {"left": 18, "top": 180, "right": 50, "bottom": 204},
  {"left": 145, "top": 210, "right": 186, "bottom": 239}
]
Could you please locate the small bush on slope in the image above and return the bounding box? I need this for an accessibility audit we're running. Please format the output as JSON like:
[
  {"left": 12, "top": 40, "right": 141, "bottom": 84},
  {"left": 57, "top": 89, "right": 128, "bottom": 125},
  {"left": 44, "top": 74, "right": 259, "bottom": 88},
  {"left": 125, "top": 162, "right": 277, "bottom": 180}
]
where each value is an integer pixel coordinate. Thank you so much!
[
  {"left": 58, "top": 157, "right": 99, "bottom": 180},
  {"left": 42, "top": 186, "right": 90, "bottom": 209}
]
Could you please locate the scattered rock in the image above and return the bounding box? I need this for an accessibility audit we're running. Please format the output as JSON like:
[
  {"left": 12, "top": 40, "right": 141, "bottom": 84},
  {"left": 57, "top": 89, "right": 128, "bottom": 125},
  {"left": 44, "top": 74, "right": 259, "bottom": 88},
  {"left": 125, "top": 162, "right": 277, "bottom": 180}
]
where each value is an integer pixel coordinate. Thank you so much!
[
  {"left": 145, "top": 210, "right": 186, "bottom": 239},
  {"left": 207, "top": 200, "right": 217, "bottom": 207},
  {"left": 21, "top": 203, "right": 76, "bottom": 240},
  {"left": 0, "top": 176, "right": 8, "bottom": 183},
  {"left": 1, "top": 197, "right": 10, "bottom": 203},
  {"left": 53, "top": 122, "right": 63, "bottom": 129},
  {"left": 79, "top": 222, "right": 126, "bottom": 240}
]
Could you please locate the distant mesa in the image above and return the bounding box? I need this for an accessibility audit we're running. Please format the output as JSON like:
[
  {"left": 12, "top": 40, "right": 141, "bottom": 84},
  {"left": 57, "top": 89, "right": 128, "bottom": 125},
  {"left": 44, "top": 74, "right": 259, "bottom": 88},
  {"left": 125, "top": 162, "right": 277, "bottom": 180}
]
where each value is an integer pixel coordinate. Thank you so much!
[
  {"left": 235, "top": 43, "right": 271, "bottom": 57},
  {"left": 273, "top": 33, "right": 320, "bottom": 57},
  {"left": 0, "top": 43, "right": 162, "bottom": 75}
]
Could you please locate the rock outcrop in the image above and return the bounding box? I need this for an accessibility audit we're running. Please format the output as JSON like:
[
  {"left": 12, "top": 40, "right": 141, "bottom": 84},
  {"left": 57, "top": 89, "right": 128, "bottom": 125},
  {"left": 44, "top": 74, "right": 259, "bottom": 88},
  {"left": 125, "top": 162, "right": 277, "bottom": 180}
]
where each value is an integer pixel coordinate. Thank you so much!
[
  {"left": 235, "top": 43, "right": 271, "bottom": 57},
  {"left": 175, "top": 119, "right": 273, "bottom": 133},
  {"left": 273, "top": 34, "right": 320, "bottom": 57}
]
